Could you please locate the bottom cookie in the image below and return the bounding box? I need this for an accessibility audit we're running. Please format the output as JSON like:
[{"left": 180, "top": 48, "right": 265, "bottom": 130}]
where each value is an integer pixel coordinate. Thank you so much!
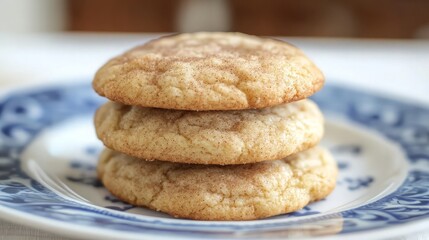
[{"left": 97, "top": 146, "right": 337, "bottom": 221}]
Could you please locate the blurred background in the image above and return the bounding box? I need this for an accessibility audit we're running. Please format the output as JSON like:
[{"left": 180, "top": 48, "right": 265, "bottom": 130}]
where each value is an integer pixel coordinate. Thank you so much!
[
  {"left": 0, "top": 0, "right": 428, "bottom": 99},
  {"left": 1, "top": 0, "right": 429, "bottom": 38}
]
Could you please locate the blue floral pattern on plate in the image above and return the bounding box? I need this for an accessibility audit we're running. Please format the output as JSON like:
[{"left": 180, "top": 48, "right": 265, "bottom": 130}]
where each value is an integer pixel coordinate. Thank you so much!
[{"left": 0, "top": 82, "right": 428, "bottom": 239}]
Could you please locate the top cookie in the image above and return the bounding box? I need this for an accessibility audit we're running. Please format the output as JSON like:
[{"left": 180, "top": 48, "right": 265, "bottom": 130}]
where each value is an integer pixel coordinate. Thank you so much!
[{"left": 93, "top": 32, "right": 324, "bottom": 110}]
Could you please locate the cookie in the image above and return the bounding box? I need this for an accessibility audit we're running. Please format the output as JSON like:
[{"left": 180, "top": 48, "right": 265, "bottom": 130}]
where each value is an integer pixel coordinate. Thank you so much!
[
  {"left": 94, "top": 99, "right": 324, "bottom": 165},
  {"left": 93, "top": 32, "right": 324, "bottom": 110},
  {"left": 97, "top": 146, "right": 337, "bottom": 220}
]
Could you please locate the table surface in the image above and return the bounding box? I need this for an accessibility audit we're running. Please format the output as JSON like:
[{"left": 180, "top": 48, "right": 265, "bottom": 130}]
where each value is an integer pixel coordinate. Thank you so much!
[{"left": 0, "top": 33, "right": 428, "bottom": 240}]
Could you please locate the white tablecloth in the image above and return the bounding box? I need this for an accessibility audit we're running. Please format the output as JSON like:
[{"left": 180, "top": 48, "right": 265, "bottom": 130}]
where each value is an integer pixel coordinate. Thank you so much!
[{"left": 0, "top": 33, "right": 428, "bottom": 240}]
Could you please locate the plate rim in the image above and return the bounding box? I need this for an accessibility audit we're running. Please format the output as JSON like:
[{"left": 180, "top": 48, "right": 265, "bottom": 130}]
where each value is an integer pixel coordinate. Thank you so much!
[{"left": 1, "top": 203, "right": 428, "bottom": 240}]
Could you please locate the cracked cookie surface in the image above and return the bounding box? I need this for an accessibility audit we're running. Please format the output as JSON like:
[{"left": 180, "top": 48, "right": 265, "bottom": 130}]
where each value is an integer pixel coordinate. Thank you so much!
[
  {"left": 97, "top": 146, "right": 337, "bottom": 220},
  {"left": 93, "top": 32, "right": 324, "bottom": 110},
  {"left": 94, "top": 99, "right": 324, "bottom": 165}
]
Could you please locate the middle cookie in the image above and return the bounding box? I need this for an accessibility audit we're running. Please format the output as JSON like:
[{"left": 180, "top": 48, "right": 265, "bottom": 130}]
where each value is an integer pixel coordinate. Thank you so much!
[{"left": 94, "top": 99, "right": 323, "bottom": 165}]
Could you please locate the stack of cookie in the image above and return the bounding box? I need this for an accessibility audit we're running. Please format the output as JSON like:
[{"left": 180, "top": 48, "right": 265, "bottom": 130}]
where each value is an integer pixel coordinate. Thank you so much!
[{"left": 93, "top": 32, "right": 337, "bottom": 221}]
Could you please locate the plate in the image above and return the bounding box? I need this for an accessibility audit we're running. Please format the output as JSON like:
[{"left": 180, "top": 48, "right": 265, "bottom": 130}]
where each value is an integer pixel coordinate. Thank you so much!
[{"left": 0, "top": 82, "right": 428, "bottom": 239}]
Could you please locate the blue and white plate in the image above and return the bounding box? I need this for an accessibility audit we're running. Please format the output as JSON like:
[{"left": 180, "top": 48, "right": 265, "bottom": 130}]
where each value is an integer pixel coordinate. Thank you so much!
[{"left": 0, "top": 82, "right": 428, "bottom": 239}]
